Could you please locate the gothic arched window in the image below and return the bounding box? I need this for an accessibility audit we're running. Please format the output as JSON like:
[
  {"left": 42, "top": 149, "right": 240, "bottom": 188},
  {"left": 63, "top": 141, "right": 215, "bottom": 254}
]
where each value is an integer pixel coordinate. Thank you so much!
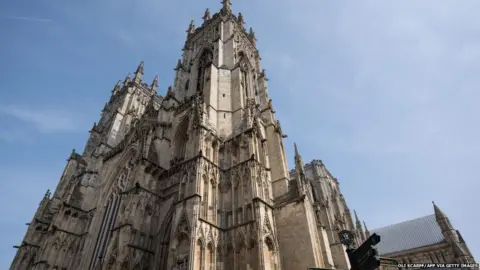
[
  {"left": 197, "top": 50, "right": 213, "bottom": 93},
  {"left": 174, "top": 117, "right": 189, "bottom": 159},
  {"left": 89, "top": 168, "right": 129, "bottom": 270}
]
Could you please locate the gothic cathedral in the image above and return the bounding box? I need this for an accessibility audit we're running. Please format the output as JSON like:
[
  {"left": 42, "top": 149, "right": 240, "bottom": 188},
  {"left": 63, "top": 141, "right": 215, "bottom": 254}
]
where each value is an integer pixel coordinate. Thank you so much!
[{"left": 9, "top": 1, "right": 476, "bottom": 270}]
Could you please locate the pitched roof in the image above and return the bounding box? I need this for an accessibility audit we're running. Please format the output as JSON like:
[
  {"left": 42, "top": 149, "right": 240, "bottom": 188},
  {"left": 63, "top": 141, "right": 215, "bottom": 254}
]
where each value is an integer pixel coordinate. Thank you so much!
[{"left": 371, "top": 214, "right": 445, "bottom": 255}]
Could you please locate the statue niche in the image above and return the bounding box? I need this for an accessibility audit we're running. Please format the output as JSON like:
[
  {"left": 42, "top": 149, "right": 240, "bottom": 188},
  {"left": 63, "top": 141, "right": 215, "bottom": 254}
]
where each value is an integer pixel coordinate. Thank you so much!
[{"left": 196, "top": 50, "right": 213, "bottom": 93}]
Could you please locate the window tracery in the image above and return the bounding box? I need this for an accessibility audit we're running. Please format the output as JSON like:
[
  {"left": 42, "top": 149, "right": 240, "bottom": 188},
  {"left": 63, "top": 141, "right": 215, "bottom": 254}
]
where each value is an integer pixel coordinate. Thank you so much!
[{"left": 89, "top": 165, "right": 129, "bottom": 270}]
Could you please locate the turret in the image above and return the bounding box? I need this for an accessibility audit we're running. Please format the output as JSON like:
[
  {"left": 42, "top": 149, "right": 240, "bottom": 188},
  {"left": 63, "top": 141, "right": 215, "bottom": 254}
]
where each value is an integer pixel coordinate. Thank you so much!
[{"left": 134, "top": 61, "right": 144, "bottom": 84}]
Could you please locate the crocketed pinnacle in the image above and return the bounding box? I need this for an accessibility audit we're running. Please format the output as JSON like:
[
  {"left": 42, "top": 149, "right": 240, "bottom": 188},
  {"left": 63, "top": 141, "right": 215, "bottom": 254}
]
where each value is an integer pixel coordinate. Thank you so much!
[
  {"left": 187, "top": 20, "right": 195, "bottom": 35},
  {"left": 112, "top": 80, "right": 121, "bottom": 94},
  {"left": 134, "top": 61, "right": 144, "bottom": 83},
  {"left": 221, "top": 0, "right": 232, "bottom": 13},
  {"left": 294, "top": 143, "right": 304, "bottom": 165},
  {"left": 203, "top": 8, "right": 211, "bottom": 22},
  {"left": 363, "top": 221, "right": 370, "bottom": 237},
  {"left": 354, "top": 210, "right": 363, "bottom": 233},
  {"left": 151, "top": 74, "right": 158, "bottom": 90},
  {"left": 238, "top": 12, "right": 244, "bottom": 26},
  {"left": 249, "top": 27, "right": 257, "bottom": 46},
  {"left": 135, "top": 61, "right": 144, "bottom": 75}
]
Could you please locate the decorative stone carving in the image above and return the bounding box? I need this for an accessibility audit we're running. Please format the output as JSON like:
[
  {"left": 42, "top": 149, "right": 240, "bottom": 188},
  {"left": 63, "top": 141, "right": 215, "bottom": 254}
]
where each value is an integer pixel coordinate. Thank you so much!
[{"left": 173, "top": 255, "right": 188, "bottom": 270}]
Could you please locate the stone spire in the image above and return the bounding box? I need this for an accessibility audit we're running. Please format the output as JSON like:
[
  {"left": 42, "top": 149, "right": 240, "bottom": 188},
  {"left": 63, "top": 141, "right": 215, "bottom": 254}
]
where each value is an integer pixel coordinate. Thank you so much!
[
  {"left": 294, "top": 143, "right": 305, "bottom": 171},
  {"left": 249, "top": 27, "right": 257, "bottom": 47},
  {"left": 354, "top": 211, "right": 362, "bottom": 230},
  {"left": 353, "top": 210, "right": 365, "bottom": 243},
  {"left": 187, "top": 20, "right": 195, "bottom": 36},
  {"left": 221, "top": 0, "right": 232, "bottom": 14},
  {"left": 112, "top": 80, "right": 121, "bottom": 95},
  {"left": 134, "top": 61, "right": 144, "bottom": 83},
  {"left": 203, "top": 8, "right": 211, "bottom": 22},
  {"left": 294, "top": 143, "right": 306, "bottom": 196},
  {"left": 151, "top": 74, "right": 158, "bottom": 92},
  {"left": 363, "top": 221, "right": 370, "bottom": 237}
]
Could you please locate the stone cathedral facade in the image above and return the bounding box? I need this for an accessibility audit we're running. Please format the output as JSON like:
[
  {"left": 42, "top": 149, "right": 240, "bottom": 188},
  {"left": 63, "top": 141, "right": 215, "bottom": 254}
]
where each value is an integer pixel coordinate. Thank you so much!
[{"left": 9, "top": 1, "right": 476, "bottom": 270}]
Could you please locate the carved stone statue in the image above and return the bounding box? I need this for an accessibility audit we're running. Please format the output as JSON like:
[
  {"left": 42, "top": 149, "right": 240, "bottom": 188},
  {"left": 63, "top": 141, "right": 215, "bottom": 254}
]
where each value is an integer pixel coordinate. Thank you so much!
[{"left": 315, "top": 210, "right": 322, "bottom": 223}]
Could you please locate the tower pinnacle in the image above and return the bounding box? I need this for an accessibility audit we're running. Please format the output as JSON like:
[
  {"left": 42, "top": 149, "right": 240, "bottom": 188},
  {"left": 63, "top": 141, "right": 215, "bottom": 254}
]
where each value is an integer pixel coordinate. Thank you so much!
[
  {"left": 221, "top": 0, "right": 232, "bottom": 13},
  {"left": 151, "top": 74, "right": 158, "bottom": 92},
  {"left": 363, "top": 221, "right": 370, "bottom": 237},
  {"left": 203, "top": 8, "right": 211, "bottom": 22},
  {"left": 354, "top": 210, "right": 362, "bottom": 230},
  {"left": 238, "top": 12, "right": 244, "bottom": 26},
  {"left": 294, "top": 143, "right": 304, "bottom": 167},
  {"left": 249, "top": 27, "right": 257, "bottom": 46},
  {"left": 187, "top": 20, "right": 196, "bottom": 36},
  {"left": 112, "top": 80, "right": 121, "bottom": 95},
  {"left": 124, "top": 72, "right": 131, "bottom": 84},
  {"left": 134, "top": 61, "right": 144, "bottom": 83}
]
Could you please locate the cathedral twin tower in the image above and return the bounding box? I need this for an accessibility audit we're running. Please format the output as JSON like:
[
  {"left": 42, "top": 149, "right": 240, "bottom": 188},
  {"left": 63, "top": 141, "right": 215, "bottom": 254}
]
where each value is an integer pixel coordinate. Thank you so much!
[{"left": 11, "top": 2, "right": 362, "bottom": 269}]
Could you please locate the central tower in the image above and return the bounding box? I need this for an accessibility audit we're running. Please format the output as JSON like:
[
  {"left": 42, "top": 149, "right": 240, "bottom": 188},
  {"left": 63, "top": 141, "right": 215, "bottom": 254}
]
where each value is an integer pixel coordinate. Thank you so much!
[{"left": 161, "top": 1, "right": 293, "bottom": 269}]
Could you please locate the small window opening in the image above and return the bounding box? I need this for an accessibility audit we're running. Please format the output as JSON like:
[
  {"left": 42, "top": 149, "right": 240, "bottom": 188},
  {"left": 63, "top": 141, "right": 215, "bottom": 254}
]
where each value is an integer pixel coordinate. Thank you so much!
[
  {"left": 222, "top": 93, "right": 225, "bottom": 97},
  {"left": 223, "top": 113, "right": 226, "bottom": 119}
]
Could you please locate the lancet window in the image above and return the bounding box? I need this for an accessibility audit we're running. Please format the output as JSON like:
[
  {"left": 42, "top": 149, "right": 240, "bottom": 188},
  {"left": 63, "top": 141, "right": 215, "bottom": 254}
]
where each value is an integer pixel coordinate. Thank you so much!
[
  {"left": 241, "top": 69, "right": 249, "bottom": 103},
  {"left": 174, "top": 117, "right": 189, "bottom": 159},
  {"left": 89, "top": 167, "right": 129, "bottom": 270}
]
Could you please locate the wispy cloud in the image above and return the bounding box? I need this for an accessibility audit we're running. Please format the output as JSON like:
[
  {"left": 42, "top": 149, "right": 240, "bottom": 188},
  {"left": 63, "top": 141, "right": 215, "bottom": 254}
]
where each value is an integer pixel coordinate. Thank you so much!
[
  {"left": 0, "top": 105, "right": 81, "bottom": 134},
  {"left": 0, "top": 129, "right": 33, "bottom": 144},
  {"left": 4, "top": 15, "right": 52, "bottom": 23}
]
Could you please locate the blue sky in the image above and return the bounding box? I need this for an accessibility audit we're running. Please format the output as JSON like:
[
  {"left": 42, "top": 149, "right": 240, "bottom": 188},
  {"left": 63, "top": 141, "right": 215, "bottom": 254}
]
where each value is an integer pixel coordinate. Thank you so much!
[{"left": 1, "top": 0, "right": 479, "bottom": 267}]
